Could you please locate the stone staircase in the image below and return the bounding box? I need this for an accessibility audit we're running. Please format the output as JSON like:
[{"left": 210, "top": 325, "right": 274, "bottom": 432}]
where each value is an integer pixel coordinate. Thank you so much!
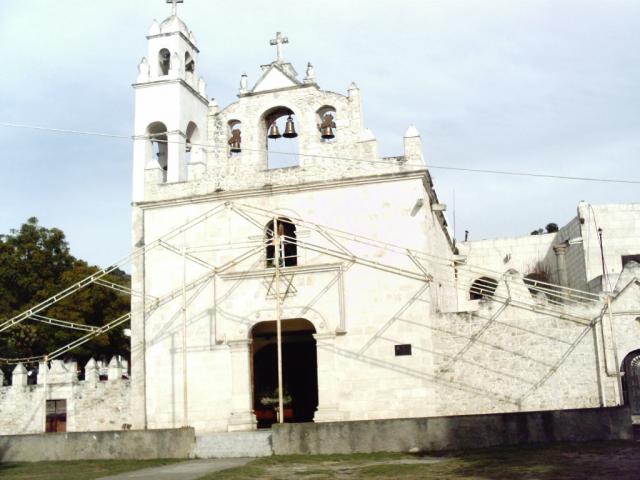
[{"left": 193, "top": 430, "right": 273, "bottom": 458}]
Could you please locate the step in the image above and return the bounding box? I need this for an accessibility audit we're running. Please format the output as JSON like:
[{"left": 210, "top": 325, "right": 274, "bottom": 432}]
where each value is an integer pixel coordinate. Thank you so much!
[{"left": 194, "top": 430, "right": 273, "bottom": 458}]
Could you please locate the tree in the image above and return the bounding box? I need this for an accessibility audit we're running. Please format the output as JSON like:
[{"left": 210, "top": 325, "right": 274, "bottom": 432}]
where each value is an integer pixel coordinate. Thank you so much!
[{"left": 0, "top": 218, "right": 130, "bottom": 373}]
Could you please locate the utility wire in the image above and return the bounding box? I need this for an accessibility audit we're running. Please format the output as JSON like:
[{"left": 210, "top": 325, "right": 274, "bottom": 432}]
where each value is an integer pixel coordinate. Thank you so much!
[{"left": 1, "top": 122, "right": 639, "bottom": 185}]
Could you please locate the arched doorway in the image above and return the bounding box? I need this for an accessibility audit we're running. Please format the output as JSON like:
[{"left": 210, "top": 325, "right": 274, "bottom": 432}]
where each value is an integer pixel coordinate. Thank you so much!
[
  {"left": 622, "top": 350, "right": 640, "bottom": 417},
  {"left": 251, "top": 319, "right": 318, "bottom": 428}
]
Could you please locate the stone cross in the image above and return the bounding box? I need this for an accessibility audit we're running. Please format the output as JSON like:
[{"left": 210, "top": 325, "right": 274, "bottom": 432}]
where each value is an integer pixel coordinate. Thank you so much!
[
  {"left": 270, "top": 32, "right": 289, "bottom": 63},
  {"left": 166, "top": 0, "right": 184, "bottom": 16}
]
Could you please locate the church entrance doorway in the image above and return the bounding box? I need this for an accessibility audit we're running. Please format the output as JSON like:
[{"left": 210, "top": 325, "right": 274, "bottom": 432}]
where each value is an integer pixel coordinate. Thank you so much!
[
  {"left": 251, "top": 319, "right": 318, "bottom": 429},
  {"left": 623, "top": 350, "right": 640, "bottom": 418}
]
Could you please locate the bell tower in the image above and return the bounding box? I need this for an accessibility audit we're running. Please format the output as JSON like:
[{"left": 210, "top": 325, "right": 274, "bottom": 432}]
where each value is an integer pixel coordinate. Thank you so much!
[{"left": 131, "top": 0, "right": 209, "bottom": 202}]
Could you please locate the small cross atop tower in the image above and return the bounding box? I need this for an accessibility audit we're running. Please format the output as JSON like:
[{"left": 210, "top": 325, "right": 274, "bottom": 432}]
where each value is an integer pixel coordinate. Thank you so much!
[
  {"left": 166, "top": 0, "right": 184, "bottom": 16},
  {"left": 270, "top": 32, "right": 289, "bottom": 63}
]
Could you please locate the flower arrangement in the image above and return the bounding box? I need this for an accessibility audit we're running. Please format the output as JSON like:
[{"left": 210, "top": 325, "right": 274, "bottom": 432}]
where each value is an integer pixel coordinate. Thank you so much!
[{"left": 260, "top": 387, "right": 292, "bottom": 407}]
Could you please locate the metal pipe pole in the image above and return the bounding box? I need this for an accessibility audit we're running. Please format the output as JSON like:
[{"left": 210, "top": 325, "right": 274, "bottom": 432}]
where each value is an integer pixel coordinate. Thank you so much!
[
  {"left": 274, "top": 217, "right": 284, "bottom": 423},
  {"left": 212, "top": 273, "right": 219, "bottom": 345},
  {"left": 597, "top": 228, "right": 608, "bottom": 290},
  {"left": 42, "top": 355, "right": 48, "bottom": 432},
  {"left": 607, "top": 294, "right": 624, "bottom": 405},
  {"left": 182, "top": 242, "right": 188, "bottom": 427}
]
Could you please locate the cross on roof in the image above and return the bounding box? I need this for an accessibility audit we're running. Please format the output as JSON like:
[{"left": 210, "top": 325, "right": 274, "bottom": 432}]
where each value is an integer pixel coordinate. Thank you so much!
[
  {"left": 166, "top": 0, "right": 184, "bottom": 16},
  {"left": 270, "top": 32, "right": 289, "bottom": 63}
]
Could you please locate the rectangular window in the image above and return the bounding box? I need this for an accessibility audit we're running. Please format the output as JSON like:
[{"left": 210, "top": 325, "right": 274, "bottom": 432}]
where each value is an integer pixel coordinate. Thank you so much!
[
  {"left": 622, "top": 255, "right": 640, "bottom": 268},
  {"left": 46, "top": 399, "right": 67, "bottom": 433},
  {"left": 395, "top": 344, "right": 412, "bottom": 356}
]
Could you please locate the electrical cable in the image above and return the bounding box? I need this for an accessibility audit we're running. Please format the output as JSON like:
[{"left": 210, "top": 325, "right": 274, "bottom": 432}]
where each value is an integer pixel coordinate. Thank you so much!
[{"left": 1, "top": 122, "right": 639, "bottom": 184}]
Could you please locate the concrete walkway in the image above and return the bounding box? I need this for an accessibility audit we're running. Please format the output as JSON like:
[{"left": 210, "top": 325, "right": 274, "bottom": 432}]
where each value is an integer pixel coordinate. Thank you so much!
[{"left": 97, "top": 458, "right": 251, "bottom": 480}]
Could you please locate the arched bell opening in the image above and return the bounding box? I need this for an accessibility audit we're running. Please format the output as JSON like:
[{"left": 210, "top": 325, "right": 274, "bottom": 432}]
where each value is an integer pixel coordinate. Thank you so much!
[
  {"left": 147, "top": 121, "right": 168, "bottom": 182},
  {"left": 185, "top": 52, "right": 195, "bottom": 73},
  {"left": 265, "top": 217, "right": 297, "bottom": 268},
  {"left": 261, "top": 106, "right": 299, "bottom": 169},
  {"left": 185, "top": 121, "right": 200, "bottom": 167},
  {"left": 250, "top": 319, "right": 318, "bottom": 428},
  {"left": 316, "top": 106, "right": 337, "bottom": 142},
  {"left": 228, "top": 120, "right": 242, "bottom": 155},
  {"left": 622, "top": 350, "right": 640, "bottom": 417},
  {"left": 158, "top": 48, "right": 171, "bottom": 76}
]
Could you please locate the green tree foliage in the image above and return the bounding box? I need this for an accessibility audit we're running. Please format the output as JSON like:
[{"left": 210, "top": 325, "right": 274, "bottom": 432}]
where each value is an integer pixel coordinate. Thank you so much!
[{"left": 0, "top": 218, "right": 130, "bottom": 371}]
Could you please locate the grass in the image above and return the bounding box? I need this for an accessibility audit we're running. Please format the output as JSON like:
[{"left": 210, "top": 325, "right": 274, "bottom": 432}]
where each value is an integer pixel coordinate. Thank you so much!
[
  {"left": 204, "top": 441, "right": 640, "bottom": 479},
  {"left": 2, "top": 441, "right": 639, "bottom": 479},
  {"left": 0, "top": 459, "right": 180, "bottom": 480}
]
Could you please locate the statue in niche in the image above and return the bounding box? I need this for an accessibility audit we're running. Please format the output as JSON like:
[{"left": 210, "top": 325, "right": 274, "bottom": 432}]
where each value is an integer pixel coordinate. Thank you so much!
[
  {"left": 228, "top": 129, "right": 241, "bottom": 152},
  {"left": 319, "top": 113, "right": 336, "bottom": 139},
  {"left": 320, "top": 113, "right": 336, "bottom": 130}
]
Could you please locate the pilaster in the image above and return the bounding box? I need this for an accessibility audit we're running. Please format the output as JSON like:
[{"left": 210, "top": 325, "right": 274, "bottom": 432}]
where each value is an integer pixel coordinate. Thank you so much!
[
  {"left": 313, "top": 333, "right": 342, "bottom": 422},
  {"left": 130, "top": 205, "right": 147, "bottom": 429},
  {"left": 167, "top": 131, "right": 186, "bottom": 183},
  {"left": 227, "top": 339, "right": 257, "bottom": 431}
]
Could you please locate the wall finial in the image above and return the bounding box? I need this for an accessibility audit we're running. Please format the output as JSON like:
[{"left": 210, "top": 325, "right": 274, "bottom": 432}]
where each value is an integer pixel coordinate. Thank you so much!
[{"left": 304, "top": 62, "right": 316, "bottom": 83}]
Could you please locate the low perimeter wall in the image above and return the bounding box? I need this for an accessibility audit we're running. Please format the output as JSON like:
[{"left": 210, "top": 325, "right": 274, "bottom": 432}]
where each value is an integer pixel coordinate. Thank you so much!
[
  {"left": 272, "top": 407, "right": 633, "bottom": 455},
  {"left": 0, "top": 428, "right": 195, "bottom": 463}
]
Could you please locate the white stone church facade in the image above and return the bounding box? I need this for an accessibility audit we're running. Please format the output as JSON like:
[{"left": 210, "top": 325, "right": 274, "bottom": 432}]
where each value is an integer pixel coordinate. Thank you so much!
[{"left": 2, "top": 5, "right": 639, "bottom": 436}]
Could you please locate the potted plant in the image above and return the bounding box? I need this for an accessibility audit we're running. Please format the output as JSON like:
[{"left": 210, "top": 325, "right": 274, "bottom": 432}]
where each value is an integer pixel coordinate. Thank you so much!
[{"left": 260, "top": 387, "right": 293, "bottom": 422}]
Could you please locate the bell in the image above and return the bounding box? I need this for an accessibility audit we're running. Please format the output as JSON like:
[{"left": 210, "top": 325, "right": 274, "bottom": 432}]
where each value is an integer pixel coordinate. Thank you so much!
[
  {"left": 268, "top": 122, "right": 282, "bottom": 139},
  {"left": 282, "top": 115, "right": 298, "bottom": 138},
  {"left": 321, "top": 125, "right": 335, "bottom": 140},
  {"left": 230, "top": 141, "right": 241, "bottom": 153}
]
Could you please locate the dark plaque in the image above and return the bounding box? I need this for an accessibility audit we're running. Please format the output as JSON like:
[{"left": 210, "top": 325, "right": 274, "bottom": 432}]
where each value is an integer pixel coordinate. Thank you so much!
[{"left": 395, "top": 344, "right": 412, "bottom": 356}]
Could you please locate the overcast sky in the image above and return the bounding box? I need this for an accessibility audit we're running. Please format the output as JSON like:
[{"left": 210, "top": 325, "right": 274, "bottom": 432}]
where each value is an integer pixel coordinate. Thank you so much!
[{"left": 0, "top": 0, "right": 638, "bottom": 268}]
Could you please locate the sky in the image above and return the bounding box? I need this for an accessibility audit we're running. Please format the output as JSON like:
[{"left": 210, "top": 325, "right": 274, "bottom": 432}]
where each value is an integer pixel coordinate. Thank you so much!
[{"left": 0, "top": 0, "right": 638, "bottom": 268}]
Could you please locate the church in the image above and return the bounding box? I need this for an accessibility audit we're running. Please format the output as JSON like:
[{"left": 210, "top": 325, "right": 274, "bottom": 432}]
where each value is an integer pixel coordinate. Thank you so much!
[
  {"left": 1, "top": 2, "right": 639, "bottom": 443},
  {"left": 126, "top": 1, "right": 640, "bottom": 434}
]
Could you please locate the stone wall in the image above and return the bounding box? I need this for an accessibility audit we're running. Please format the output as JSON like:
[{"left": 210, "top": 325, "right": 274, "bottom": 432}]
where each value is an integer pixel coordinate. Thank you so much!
[
  {"left": 0, "top": 357, "right": 131, "bottom": 436},
  {"left": 0, "top": 428, "right": 194, "bottom": 462},
  {"left": 272, "top": 406, "right": 633, "bottom": 455}
]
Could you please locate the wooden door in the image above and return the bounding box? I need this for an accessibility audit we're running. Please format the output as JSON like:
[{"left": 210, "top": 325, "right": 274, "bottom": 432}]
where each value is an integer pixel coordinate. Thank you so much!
[
  {"left": 624, "top": 352, "right": 640, "bottom": 415},
  {"left": 46, "top": 399, "right": 67, "bottom": 433}
]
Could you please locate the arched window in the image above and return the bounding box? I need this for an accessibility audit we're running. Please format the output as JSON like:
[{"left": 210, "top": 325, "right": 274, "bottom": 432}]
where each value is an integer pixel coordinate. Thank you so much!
[
  {"left": 159, "top": 49, "right": 171, "bottom": 76},
  {"left": 147, "top": 122, "right": 168, "bottom": 182},
  {"left": 469, "top": 276, "right": 498, "bottom": 300},
  {"left": 316, "top": 106, "right": 337, "bottom": 142},
  {"left": 265, "top": 217, "right": 297, "bottom": 268},
  {"left": 262, "top": 107, "right": 299, "bottom": 169}
]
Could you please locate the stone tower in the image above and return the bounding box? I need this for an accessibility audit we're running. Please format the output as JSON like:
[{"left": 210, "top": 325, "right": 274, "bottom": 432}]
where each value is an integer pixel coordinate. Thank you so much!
[{"left": 131, "top": 5, "right": 208, "bottom": 202}]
